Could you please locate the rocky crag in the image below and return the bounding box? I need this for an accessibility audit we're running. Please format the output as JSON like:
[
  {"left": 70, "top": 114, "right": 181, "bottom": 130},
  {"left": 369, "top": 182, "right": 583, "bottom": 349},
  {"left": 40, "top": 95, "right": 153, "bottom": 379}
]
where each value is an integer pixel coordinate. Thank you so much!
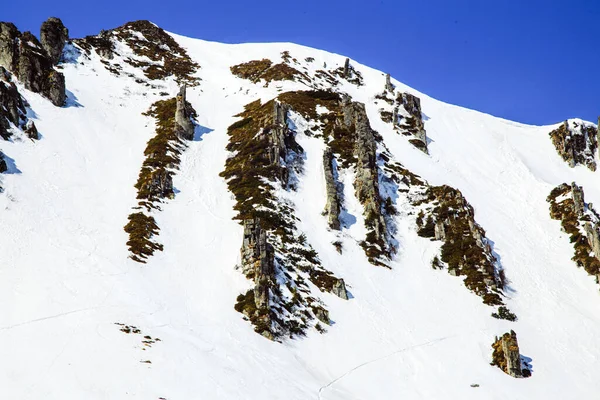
[
  {"left": 375, "top": 77, "right": 428, "bottom": 153},
  {"left": 0, "top": 66, "right": 38, "bottom": 140},
  {"left": 0, "top": 18, "right": 67, "bottom": 106},
  {"left": 222, "top": 96, "right": 348, "bottom": 339},
  {"left": 549, "top": 120, "right": 598, "bottom": 171},
  {"left": 548, "top": 182, "right": 600, "bottom": 284},
  {"left": 124, "top": 87, "right": 196, "bottom": 263},
  {"left": 491, "top": 331, "right": 531, "bottom": 378}
]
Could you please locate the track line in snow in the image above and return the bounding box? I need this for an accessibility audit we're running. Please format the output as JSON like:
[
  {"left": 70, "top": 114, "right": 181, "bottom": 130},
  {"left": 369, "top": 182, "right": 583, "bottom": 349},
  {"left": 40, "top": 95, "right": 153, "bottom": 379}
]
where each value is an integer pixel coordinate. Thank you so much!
[
  {"left": 0, "top": 306, "right": 101, "bottom": 332},
  {"left": 317, "top": 335, "right": 456, "bottom": 400}
]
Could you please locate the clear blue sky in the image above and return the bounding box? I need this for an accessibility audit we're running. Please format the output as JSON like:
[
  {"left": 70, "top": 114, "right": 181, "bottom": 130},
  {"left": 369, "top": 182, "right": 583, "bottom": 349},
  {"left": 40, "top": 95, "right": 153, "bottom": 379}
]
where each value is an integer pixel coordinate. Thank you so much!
[{"left": 3, "top": 0, "right": 598, "bottom": 125}]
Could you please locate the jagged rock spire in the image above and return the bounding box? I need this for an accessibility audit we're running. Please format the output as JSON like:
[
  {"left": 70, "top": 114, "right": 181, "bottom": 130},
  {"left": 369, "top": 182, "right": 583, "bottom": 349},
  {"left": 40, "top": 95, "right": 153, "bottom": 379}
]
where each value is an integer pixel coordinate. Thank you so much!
[
  {"left": 491, "top": 331, "right": 530, "bottom": 378},
  {"left": 323, "top": 148, "right": 341, "bottom": 230},
  {"left": 174, "top": 85, "right": 195, "bottom": 141},
  {"left": 40, "top": 17, "right": 68, "bottom": 65},
  {"left": 385, "top": 73, "right": 394, "bottom": 92},
  {"left": 343, "top": 58, "right": 350, "bottom": 77}
]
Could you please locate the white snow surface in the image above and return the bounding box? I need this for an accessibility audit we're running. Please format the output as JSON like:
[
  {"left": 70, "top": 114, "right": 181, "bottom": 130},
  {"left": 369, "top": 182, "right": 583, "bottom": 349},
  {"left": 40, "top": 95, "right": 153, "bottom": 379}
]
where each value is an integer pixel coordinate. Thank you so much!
[{"left": 1, "top": 29, "right": 599, "bottom": 399}]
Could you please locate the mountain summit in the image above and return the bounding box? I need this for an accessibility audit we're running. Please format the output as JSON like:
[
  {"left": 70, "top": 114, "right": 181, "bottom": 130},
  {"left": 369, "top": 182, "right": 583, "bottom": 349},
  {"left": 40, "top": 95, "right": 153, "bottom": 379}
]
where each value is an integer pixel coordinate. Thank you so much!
[{"left": 1, "top": 18, "right": 599, "bottom": 399}]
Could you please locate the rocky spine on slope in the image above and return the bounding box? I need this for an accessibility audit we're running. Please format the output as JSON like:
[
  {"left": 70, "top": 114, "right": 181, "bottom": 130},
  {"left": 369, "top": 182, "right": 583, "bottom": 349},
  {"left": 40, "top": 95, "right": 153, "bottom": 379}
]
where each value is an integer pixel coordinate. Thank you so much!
[
  {"left": 491, "top": 331, "right": 531, "bottom": 378},
  {"left": 376, "top": 80, "right": 428, "bottom": 153},
  {"left": 74, "top": 20, "right": 200, "bottom": 86},
  {"left": 0, "top": 19, "right": 67, "bottom": 106},
  {"left": 124, "top": 88, "right": 196, "bottom": 263},
  {"left": 0, "top": 66, "right": 38, "bottom": 140},
  {"left": 264, "top": 89, "right": 397, "bottom": 266},
  {"left": 221, "top": 97, "right": 347, "bottom": 339},
  {"left": 415, "top": 185, "right": 507, "bottom": 307},
  {"left": 548, "top": 182, "right": 600, "bottom": 284},
  {"left": 549, "top": 120, "right": 598, "bottom": 171},
  {"left": 342, "top": 96, "right": 393, "bottom": 265},
  {"left": 322, "top": 148, "right": 341, "bottom": 230},
  {"left": 372, "top": 151, "right": 513, "bottom": 317}
]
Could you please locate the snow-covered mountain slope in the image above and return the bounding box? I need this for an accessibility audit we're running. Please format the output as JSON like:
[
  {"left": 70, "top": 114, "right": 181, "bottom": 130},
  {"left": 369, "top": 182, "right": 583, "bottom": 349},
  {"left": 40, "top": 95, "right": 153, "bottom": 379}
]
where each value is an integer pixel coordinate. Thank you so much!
[{"left": 1, "top": 19, "right": 599, "bottom": 399}]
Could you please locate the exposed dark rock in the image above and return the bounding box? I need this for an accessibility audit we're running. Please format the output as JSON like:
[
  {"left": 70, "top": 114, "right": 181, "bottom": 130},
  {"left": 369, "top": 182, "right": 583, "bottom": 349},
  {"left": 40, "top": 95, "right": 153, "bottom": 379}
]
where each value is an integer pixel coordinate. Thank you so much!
[
  {"left": 548, "top": 182, "right": 600, "bottom": 279},
  {"left": 0, "top": 23, "right": 19, "bottom": 70},
  {"left": 0, "top": 66, "right": 38, "bottom": 140},
  {"left": 40, "top": 17, "right": 68, "bottom": 65},
  {"left": 376, "top": 90, "right": 429, "bottom": 153},
  {"left": 125, "top": 95, "right": 197, "bottom": 262},
  {"left": 384, "top": 73, "right": 394, "bottom": 92},
  {"left": 416, "top": 185, "right": 506, "bottom": 306},
  {"left": 329, "top": 59, "right": 364, "bottom": 86},
  {"left": 323, "top": 148, "right": 341, "bottom": 230},
  {"left": 224, "top": 94, "right": 348, "bottom": 339},
  {"left": 549, "top": 120, "right": 598, "bottom": 171},
  {"left": 75, "top": 20, "right": 200, "bottom": 85},
  {"left": 230, "top": 58, "right": 309, "bottom": 85},
  {"left": 0, "top": 22, "right": 66, "bottom": 106},
  {"left": 398, "top": 93, "right": 428, "bottom": 153},
  {"left": 332, "top": 278, "right": 348, "bottom": 300},
  {"left": 174, "top": 85, "right": 195, "bottom": 141},
  {"left": 340, "top": 98, "right": 390, "bottom": 263},
  {"left": 343, "top": 58, "right": 350, "bottom": 77},
  {"left": 313, "top": 306, "right": 330, "bottom": 324},
  {"left": 241, "top": 218, "right": 275, "bottom": 313},
  {"left": 0, "top": 151, "right": 7, "bottom": 173},
  {"left": 571, "top": 182, "right": 585, "bottom": 217},
  {"left": 491, "top": 331, "right": 530, "bottom": 378}
]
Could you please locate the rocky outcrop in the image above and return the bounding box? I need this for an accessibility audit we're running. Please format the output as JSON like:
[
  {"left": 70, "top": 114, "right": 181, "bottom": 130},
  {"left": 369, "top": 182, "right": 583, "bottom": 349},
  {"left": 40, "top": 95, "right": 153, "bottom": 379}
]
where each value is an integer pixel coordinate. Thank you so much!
[
  {"left": 0, "top": 152, "right": 7, "bottom": 173},
  {"left": 240, "top": 218, "right": 275, "bottom": 337},
  {"left": 397, "top": 93, "right": 428, "bottom": 153},
  {"left": 323, "top": 148, "right": 341, "bottom": 230},
  {"left": 332, "top": 278, "right": 348, "bottom": 300},
  {"left": 0, "top": 23, "right": 19, "bottom": 70},
  {"left": 0, "top": 20, "right": 66, "bottom": 106},
  {"left": 549, "top": 120, "right": 598, "bottom": 171},
  {"left": 125, "top": 91, "right": 197, "bottom": 262},
  {"left": 174, "top": 85, "right": 195, "bottom": 141},
  {"left": 343, "top": 58, "right": 350, "bottom": 78},
  {"left": 376, "top": 89, "right": 428, "bottom": 153},
  {"left": 75, "top": 20, "right": 200, "bottom": 86},
  {"left": 491, "top": 331, "right": 530, "bottom": 378},
  {"left": 224, "top": 94, "right": 349, "bottom": 339},
  {"left": 0, "top": 66, "right": 38, "bottom": 140},
  {"left": 40, "top": 17, "right": 68, "bottom": 65},
  {"left": 416, "top": 185, "right": 506, "bottom": 307},
  {"left": 548, "top": 182, "right": 600, "bottom": 280},
  {"left": 384, "top": 73, "right": 394, "bottom": 92},
  {"left": 340, "top": 97, "right": 390, "bottom": 263}
]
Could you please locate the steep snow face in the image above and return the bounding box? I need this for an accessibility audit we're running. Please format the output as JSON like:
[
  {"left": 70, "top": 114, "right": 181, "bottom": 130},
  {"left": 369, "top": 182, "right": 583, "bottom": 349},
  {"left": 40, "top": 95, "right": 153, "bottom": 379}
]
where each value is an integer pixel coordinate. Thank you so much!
[{"left": 1, "top": 24, "right": 599, "bottom": 400}]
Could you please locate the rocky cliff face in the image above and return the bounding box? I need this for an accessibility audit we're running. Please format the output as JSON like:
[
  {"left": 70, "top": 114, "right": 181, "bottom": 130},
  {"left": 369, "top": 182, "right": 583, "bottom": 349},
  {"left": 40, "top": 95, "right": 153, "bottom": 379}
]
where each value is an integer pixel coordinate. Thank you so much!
[
  {"left": 322, "top": 148, "right": 341, "bottom": 230},
  {"left": 491, "top": 331, "right": 530, "bottom": 378},
  {"left": 342, "top": 97, "right": 392, "bottom": 264},
  {"left": 375, "top": 81, "right": 428, "bottom": 153},
  {"left": 549, "top": 120, "right": 598, "bottom": 171},
  {"left": 548, "top": 182, "right": 600, "bottom": 284},
  {"left": 40, "top": 17, "right": 68, "bottom": 65},
  {"left": 222, "top": 94, "right": 348, "bottom": 339},
  {"left": 174, "top": 85, "right": 195, "bottom": 141},
  {"left": 0, "top": 66, "right": 37, "bottom": 140},
  {"left": 0, "top": 19, "right": 67, "bottom": 106}
]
